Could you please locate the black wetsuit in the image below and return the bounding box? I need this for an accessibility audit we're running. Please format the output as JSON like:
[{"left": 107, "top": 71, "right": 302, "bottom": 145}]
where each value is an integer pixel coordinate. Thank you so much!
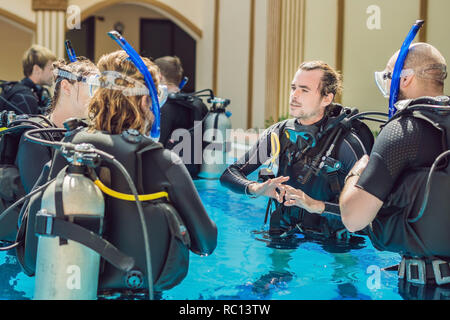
[
  {"left": 221, "top": 110, "right": 370, "bottom": 238},
  {"left": 357, "top": 116, "right": 442, "bottom": 201},
  {"left": 1, "top": 78, "right": 50, "bottom": 115},
  {"left": 160, "top": 95, "right": 208, "bottom": 147},
  {"left": 0, "top": 116, "right": 57, "bottom": 241},
  {"left": 357, "top": 97, "right": 450, "bottom": 260},
  {"left": 15, "top": 130, "right": 56, "bottom": 193}
]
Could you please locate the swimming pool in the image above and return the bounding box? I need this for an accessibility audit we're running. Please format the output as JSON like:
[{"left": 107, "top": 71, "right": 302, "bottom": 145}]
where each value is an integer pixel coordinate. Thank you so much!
[{"left": 0, "top": 173, "right": 443, "bottom": 300}]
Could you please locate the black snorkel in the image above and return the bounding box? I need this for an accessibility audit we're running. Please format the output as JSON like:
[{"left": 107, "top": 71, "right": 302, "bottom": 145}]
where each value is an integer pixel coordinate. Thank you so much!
[{"left": 65, "top": 40, "right": 77, "bottom": 63}]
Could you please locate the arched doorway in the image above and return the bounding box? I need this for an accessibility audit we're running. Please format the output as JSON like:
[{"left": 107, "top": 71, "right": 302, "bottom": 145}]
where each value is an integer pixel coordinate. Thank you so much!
[{"left": 66, "top": 1, "right": 199, "bottom": 92}]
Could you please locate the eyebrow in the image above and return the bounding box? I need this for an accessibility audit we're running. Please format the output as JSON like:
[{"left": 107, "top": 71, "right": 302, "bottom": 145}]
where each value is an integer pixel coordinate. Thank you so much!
[{"left": 291, "top": 83, "right": 311, "bottom": 90}]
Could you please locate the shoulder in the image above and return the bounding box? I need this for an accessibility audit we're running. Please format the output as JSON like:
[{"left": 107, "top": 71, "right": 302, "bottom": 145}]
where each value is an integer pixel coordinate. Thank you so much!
[{"left": 379, "top": 114, "right": 433, "bottom": 143}]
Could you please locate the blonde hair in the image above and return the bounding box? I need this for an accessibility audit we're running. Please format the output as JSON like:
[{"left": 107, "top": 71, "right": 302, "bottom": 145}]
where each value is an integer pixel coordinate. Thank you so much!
[
  {"left": 22, "top": 45, "right": 56, "bottom": 77},
  {"left": 88, "top": 50, "right": 160, "bottom": 135}
]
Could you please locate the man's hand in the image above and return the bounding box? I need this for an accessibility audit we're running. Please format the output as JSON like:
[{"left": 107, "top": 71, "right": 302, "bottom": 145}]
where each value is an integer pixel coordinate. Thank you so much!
[
  {"left": 283, "top": 185, "right": 325, "bottom": 214},
  {"left": 247, "top": 176, "right": 289, "bottom": 203}
]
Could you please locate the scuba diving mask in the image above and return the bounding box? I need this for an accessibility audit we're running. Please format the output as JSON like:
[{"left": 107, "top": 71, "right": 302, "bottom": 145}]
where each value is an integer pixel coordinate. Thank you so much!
[{"left": 374, "top": 69, "right": 414, "bottom": 98}]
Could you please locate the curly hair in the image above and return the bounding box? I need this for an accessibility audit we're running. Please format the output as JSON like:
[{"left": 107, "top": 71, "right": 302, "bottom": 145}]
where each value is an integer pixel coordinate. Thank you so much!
[{"left": 88, "top": 50, "right": 161, "bottom": 135}]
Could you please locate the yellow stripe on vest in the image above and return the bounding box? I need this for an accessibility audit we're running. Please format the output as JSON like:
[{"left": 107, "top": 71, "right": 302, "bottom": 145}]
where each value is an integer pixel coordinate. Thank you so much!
[{"left": 94, "top": 179, "right": 169, "bottom": 202}]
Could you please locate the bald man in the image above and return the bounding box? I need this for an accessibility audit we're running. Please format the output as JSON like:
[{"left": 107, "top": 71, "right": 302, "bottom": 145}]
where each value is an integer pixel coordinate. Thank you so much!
[
  {"left": 338, "top": 43, "right": 450, "bottom": 285},
  {"left": 340, "top": 42, "right": 448, "bottom": 231}
]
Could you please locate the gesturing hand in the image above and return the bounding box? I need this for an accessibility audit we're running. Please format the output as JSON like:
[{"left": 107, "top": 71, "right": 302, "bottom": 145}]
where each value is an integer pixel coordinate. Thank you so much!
[
  {"left": 248, "top": 176, "right": 289, "bottom": 203},
  {"left": 283, "top": 185, "right": 325, "bottom": 214}
]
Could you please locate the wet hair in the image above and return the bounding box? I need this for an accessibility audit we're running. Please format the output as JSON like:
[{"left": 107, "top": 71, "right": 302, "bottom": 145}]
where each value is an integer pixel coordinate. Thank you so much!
[
  {"left": 50, "top": 57, "right": 98, "bottom": 111},
  {"left": 154, "top": 56, "right": 183, "bottom": 86},
  {"left": 22, "top": 45, "right": 57, "bottom": 77},
  {"left": 298, "top": 61, "right": 343, "bottom": 100},
  {"left": 88, "top": 50, "right": 160, "bottom": 135}
]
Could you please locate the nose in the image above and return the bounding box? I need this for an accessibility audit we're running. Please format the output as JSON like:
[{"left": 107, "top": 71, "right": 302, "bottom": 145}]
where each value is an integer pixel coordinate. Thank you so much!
[{"left": 291, "top": 87, "right": 302, "bottom": 100}]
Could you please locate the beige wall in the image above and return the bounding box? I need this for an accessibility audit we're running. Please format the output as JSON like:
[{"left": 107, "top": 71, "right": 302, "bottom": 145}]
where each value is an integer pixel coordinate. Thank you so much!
[
  {"left": 93, "top": 3, "right": 164, "bottom": 62},
  {"left": 0, "top": 0, "right": 34, "bottom": 23},
  {"left": 428, "top": 0, "right": 450, "bottom": 94},
  {"left": 303, "top": 0, "right": 337, "bottom": 68},
  {"left": 252, "top": 0, "right": 268, "bottom": 129},
  {"left": 216, "top": 0, "right": 252, "bottom": 130},
  {"left": 341, "top": 0, "right": 420, "bottom": 123},
  {"left": 0, "top": 16, "right": 34, "bottom": 81}
]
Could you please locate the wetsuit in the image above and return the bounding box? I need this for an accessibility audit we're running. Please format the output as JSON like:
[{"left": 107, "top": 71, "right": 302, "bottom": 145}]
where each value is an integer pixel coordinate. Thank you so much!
[
  {"left": 221, "top": 106, "right": 371, "bottom": 238},
  {"left": 1, "top": 78, "right": 50, "bottom": 115},
  {"left": 357, "top": 96, "right": 450, "bottom": 285},
  {"left": 0, "top": 116, "right": 57, "bottom": 241},
  {"left": 160, "top": 94, "right": 209, "bottom": 178},
  {"left": 357, "top": 115, "right": 442, "bottom": 201},
  {"left": 160, "top": 94, "right": 208, "bottom": 147}
]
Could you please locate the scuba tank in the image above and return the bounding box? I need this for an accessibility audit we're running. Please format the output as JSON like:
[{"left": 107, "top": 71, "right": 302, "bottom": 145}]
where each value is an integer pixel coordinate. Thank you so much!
[
  {"left": 198, "top": 97, "right": 232, "bottom": 179},
  {"left": 34, "top": 144, "right": 105, "bottom": 300}
]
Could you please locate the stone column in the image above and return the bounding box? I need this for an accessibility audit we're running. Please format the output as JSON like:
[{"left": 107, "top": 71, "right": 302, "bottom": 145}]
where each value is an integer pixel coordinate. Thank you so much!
[{"left": 32, "top": 0, "right": 68, "bottom": 59}]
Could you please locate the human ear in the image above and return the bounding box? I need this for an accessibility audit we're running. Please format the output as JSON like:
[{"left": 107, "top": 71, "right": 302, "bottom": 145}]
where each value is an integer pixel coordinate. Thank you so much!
[
  {"left": 60, "top": 79, "right": 72, "bottom": 96},
  {"left": 400, "top": 74, "right": 414, "bottom": 89},
  {"left": 32, "top": 64, "right": 42, "bottom": 77},
  {"left": 140, "top": 96, "right": 151, "bottom": 112},
  {"left": 321, "top": 93, "right": 334, "bottom": 107}
]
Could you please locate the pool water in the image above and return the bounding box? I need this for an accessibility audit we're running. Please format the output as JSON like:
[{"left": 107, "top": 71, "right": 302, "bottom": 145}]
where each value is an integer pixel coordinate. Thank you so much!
[{"left": 0, "top": 172, "right": 443, "bottom": 300}]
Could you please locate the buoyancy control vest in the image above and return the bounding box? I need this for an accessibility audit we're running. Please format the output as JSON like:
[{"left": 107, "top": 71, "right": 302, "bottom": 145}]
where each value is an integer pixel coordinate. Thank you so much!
[
  {"left": 267, "top": 104, "right": 374, "bottom": 237},
  {"left": 367, "top": 96, "right": 450, "bottom": 259},
  {"left": 17, "top": 127, "right": 198, "bottom": 293},
  {"left": 0, "top": 112, "right": 57, "bottom": 241}
]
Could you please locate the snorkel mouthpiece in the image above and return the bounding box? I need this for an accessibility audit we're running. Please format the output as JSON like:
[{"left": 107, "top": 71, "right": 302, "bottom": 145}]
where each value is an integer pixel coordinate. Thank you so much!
[
  {"left": 107, "top": 31, "right": 161, "bottom": 140},
  {"left": 65, "top": 40, "right": 77, "bottom": 63},
  {"left": 389, "top": 20, "right": 424, "bottom": 118}
]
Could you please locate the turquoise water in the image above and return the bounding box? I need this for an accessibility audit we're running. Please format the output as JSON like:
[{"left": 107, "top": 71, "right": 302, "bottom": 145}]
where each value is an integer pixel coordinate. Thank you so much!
[{"left": 0, "top": 173, "right": 435, "bottom": 300}]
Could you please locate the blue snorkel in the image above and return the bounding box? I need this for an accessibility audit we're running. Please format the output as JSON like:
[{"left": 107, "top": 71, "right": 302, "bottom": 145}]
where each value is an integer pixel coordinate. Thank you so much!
[
  {"left": 179, "top": 76, "right": 189, "bottom": 90},
  {"left": 388, "top": 20, "right": 424, "bottom": 118},
  {"left": 65, "top": 40, "right": 77, "bottom": 63},
  {"left": 107, "top": 31, "right": 161, "bottom": 140}
]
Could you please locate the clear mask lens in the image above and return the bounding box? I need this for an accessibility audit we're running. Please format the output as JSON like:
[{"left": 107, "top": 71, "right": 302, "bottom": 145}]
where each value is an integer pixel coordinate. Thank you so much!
[
  {"left": 158, "top": 85, "right": 168, "bottom": 107},
  {"left": 374, "top": 69, "right": 414, "bottom": 99},
  {"left": 374, "top": 71, "right": 390, "bottom": 98}
]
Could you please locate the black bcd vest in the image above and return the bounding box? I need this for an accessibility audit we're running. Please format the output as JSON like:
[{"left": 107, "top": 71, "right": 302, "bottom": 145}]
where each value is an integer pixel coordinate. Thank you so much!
[{"left": 368, "top": 96, "right": 450, "bottom": 259}]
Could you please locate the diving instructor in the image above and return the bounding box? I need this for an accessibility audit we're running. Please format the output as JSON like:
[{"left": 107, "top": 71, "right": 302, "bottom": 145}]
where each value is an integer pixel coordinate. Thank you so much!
[
  {"left": 220, "top": 61, "right": 372, "bottom": 240},
  {"left": 340, "top": 43, "right": 450, "bottom": 286}
]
